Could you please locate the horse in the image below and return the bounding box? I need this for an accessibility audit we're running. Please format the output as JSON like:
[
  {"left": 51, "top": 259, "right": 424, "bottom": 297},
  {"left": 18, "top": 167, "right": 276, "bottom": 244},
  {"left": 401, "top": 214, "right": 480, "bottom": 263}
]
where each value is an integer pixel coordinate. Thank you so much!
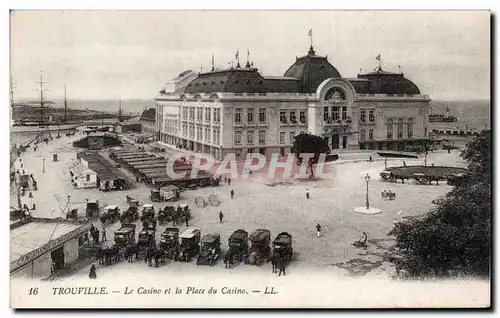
[{"left": 97, "top": 248, "right": 105, "bottom": 265}]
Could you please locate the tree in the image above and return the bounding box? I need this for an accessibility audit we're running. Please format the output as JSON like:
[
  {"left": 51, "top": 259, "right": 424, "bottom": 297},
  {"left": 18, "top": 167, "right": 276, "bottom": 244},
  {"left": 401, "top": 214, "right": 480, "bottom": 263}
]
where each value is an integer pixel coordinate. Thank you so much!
[
  {"left": 291, "top": 132, "right": 330, "bottom": 177},
  {"left": 389, "top": 130, "right": 491, "bottom": 279}
]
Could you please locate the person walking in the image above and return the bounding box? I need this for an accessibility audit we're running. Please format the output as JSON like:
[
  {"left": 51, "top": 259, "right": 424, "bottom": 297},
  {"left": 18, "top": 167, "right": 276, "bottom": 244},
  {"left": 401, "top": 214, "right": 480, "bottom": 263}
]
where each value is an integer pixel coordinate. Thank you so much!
[
  {"left": 277, "top": 257, "right": 286, "bottom": 276},
  {"left": 89, "top": 264, "right": 97, "bottom": 279},
  {"left": 185, "top": 217, "right": 189, "bottom": 227},
  {"left": 306, "top": 189, "right": 310, "bottom": 199},
  {"left": 230, "top": 189, "right": 234, "bottom": 199},
  {"left": 227, "top": 178, "right": 231, "bottom": 186},
  {"left": 101, "top": 227, "right": 107, "bottom": 242},
  {"left": 219, "top": 211, "right": 224, "bottom": 223},
  {"left": 316, "top": 223, "right": 322, "bottom": 238}
]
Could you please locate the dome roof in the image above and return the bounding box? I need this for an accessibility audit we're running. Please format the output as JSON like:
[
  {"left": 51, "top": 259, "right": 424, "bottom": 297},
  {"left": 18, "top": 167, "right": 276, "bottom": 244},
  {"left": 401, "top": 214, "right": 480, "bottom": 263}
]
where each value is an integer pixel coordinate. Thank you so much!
[
  {"left": 284, "top": 46, "right": 341, "bottom": 93},
  {"left": 357, "top": 67, "right": 421, "bottom": 95}
]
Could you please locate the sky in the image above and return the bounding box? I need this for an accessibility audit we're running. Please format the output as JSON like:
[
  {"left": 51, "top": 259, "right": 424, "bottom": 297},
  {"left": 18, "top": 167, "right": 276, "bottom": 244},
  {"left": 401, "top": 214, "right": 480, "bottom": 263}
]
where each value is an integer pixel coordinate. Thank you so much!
[{"left": 10, "top": 11, "right": 490, "bottom": 101}]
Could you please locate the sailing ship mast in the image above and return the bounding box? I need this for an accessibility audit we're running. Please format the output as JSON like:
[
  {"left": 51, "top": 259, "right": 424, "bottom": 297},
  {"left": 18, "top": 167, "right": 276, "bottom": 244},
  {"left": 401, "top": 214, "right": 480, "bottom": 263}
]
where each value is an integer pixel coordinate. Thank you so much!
[
  {"left": 36, "top": 71, "right": 51, "bottom": 125},
  {"left": 64, "top": 85, "right": 68, "bottom": 123}
]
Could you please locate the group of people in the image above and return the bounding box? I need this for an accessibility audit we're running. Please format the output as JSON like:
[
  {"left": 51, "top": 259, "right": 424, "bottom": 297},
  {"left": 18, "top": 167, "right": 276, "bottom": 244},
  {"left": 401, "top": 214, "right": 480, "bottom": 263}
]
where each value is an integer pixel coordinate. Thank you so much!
[{"left": 89, "top": 223, "right": 107, "bottom": 245}]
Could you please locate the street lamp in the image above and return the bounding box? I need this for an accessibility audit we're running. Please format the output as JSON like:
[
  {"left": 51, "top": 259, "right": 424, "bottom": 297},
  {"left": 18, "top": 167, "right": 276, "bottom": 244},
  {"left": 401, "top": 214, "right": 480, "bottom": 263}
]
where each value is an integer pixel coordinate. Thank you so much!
[
  {"left": 384, "top": 157, "right": 387, "bottom": 169},
  {"left": 365, "top": 173, "right": 370, "bottom": 210}
]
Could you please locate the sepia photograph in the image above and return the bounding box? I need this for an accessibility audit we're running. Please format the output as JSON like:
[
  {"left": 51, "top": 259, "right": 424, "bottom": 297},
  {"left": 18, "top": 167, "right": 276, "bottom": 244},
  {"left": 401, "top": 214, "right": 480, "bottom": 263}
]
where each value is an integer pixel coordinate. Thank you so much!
[{"left": 8, "top": 10, "right": 491, "bottom": 308}]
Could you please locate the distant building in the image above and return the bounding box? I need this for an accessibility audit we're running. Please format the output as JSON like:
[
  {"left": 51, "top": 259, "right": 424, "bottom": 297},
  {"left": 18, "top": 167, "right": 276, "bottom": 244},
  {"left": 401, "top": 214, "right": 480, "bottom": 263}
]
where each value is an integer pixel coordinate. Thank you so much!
[
  {"left": 75, "top": 151, "right": 130, "bottom": 191},
  {"left": 114, "top": 118, "right": 142, "bottom": 133},
  {"left": 162, "top": 70, "right": 198, "bottom": 94},
  {"left": 10, "top": 218, "right": 91, "bottom": 279},
  {"left": 155, "top": 44, "right": 430, "bottom": 160},
  {"left": 69, "top": 163, "right": 98, "bottom": 188},
  {"left": 140, "top": 108, "right": 156, "bottom": 138}
]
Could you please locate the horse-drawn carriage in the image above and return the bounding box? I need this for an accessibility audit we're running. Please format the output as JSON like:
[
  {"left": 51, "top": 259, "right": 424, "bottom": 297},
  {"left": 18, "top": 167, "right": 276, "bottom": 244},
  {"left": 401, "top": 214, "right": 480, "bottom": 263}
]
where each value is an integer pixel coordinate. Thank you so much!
[
  {"left": 100, "top": 205, "right": 121, "bottom": 225},
  {"left": 121, "top": 200, "right": 139, "bottom": 223},
  {"left": 114, "top": 223, "right": 136, "bottom": 247},
  {"left": 413, "top": 173, "right": 432, "bottom": 185},
  {"left": 138, "top": 228, "right": 156, "bottom": 250},
  {"left": 248, "top": 229, "right": 271, "bottom": 266},
  {"left": 160, "top": 185, "right": 181, "bottom": 201},
  {"left": 85, "top": 200, "right": 100, "bottom": 219},
  {"left": 159, "top": 227, "right": 180, "bottom": 259},
  {"left": 272, "top": 232, "right": 293, "bottom": 262},
  {"left": 150, "top": 189, "right": 162, "bottom": 202},
  {"left": 66, "top": 208, "right": 79, "bottom": 221},
  {"left": 226, "top": 229, "right": 249, "bottom": 265},
  {"left": 380, "top": 170, "right": 395, "bottom": 182},
  {"left": 172, "top": 204, "right": 191, "bottom": 225},
  {"left": 141, "top": 203, "right": 156, "bottom": 218},
  {"left": 176, "top": 228, "right": 201, "bottom": 262},
  {"left": 196, "top": 234, "right": 221, "bottom": 266},
  {"left": 156, "top": 205, "right": 173, "bottom": 225}
]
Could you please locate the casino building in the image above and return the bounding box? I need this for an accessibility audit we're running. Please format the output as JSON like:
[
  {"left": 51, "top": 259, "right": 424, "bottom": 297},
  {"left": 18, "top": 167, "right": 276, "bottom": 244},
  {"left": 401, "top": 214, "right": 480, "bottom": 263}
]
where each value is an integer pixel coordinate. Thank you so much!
[{"left": 155, "top": 43, "right": 431, "bottom": 160}]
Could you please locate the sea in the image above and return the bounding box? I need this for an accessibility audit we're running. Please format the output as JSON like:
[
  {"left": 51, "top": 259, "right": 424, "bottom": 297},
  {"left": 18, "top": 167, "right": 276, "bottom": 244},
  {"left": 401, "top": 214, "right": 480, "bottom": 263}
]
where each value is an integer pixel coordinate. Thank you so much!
[{"left": 10, "top": 99, "right": 490, "bottom": 147}]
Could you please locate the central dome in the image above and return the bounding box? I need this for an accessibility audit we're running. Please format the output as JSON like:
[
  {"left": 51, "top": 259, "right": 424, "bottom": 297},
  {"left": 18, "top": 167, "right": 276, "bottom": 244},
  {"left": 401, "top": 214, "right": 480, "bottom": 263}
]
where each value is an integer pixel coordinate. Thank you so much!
[{"left": 284, "top": 46, "right": 341, "bottom": 93}]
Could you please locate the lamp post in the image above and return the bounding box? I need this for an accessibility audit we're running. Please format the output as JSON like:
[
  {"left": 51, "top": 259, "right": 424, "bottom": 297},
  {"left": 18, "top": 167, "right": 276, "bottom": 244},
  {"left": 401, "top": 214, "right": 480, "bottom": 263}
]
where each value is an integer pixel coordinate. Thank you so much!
[
  {"left": 384, "top": 157, "right": 387, "bottom": 169},
  {"left": 424, "top": 151, "right": 427, "bottom": 167},
  {"left": 42, "top": 158, "right": 45, "bottom": 173},
  {"left": 365, "top": 173, "right": 370, "bottom": 210}
]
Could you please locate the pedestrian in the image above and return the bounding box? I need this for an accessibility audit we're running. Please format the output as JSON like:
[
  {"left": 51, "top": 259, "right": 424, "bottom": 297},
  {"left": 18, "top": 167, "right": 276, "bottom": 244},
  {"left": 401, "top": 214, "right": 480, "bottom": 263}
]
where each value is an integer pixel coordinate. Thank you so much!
[
  {"left": 94, "top": 229, "right": 100, "bottom": 245},
  {"left": 369, "top": 156, "right": 372, "bottom": 162},
  {"left": 224, "top": 176, "right": 227, "bottom": 183},
  {"left": 185, "top": 217, "right": 189, "bottom": 227},
  {"left": 102, "top": 227, "right": 107, "bottom": 242},
  {"left": 316, "top": 223, "right": 322, "bottom": 238},
  {"left": 230, "top": 189, "right": 234, "bottom": 199},
  {"left": 219, "top": 211, "right": 224, "bottom": 223},
  {"left": 277, "top": 257, "right": 286, "bottom": 276},
  {"left": 403, "top": 160, "right": 406, "bottom": 167},
  {"left": 89, "top": 264, "right": 97, "bottom": 279},
  {"left": 90, "top": 223, "right": 95, "bottom": 236},
  {"left": 306, "top": 189, "right": 310, "bottom": 199},
  {"left": 227, "top": 178, "right": 231, "bottom": 186}
]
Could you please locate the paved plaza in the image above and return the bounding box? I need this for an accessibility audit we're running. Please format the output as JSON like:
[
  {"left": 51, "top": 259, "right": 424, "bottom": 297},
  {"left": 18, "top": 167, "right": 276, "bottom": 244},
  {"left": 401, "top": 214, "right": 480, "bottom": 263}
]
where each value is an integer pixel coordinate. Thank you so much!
[{"left": 11, "top": 135, "right": 467, "bottom": 279}]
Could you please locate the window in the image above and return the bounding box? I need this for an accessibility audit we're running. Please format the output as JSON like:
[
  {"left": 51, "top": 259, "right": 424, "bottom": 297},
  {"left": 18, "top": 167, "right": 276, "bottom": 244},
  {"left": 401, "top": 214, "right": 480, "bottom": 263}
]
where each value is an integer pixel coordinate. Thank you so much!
[
  {"left": 280, "top": 111, "right": 287, "bottom": 124},
  {"left": 258, "top": 130, "right": 266, "bottom": 144},
  {"left": 213, "top": 130, "right": 217, "bottom": 144},
  {"left": 324, "top": 107, "right": 329, "bottom": 122},
  {"left": 369, "top": 110, "right": 375, "bottom": 122},
  {"left": 205, "top": 128, "right": 210, "bottom": 141},
  {"left": 299, "top": 110, "right": 306, "bottom": 124},
  {"left": 407, "top": 118, "right": 414, "bottom": 138},
  {"left": 259, "top": 108, "right": 266, "bottom": 122},
  {"left": 247, "top": 108, "right": 254, "bottom": 123},
  {"left": 397, "top": 118, "right": 404, "bottom": 138},
  {"left": 342, "top": 107, "right": 347, "bottom": 120},
  {"left": 332, "top": 106, "right": 340, "bottom": 121},
  {"left": 369, "top": 129, "right": 374, "bottom": 140},
  {"left": 360, "top": 129, "right": 366, "bottom": 142},
  {"left": 86, "top": 174, "right": 90, "bottom": 182},
  {"left": 189, "top": 107, "right": 194, "bottom": 120},
  {"left": 386, "top": 119, "right": 393, "bottom": 139},
  {"left": 247, "top": 131, "right": 254, "bottom": 144},
  {"left": 279, "top": 132, "right": 285, "bottom": 144},
  {"left": 289, "top": 131, "right": 295, "bottom": 144},
  {"left": 235, "top": 108, "right": 242, "bottom": 123},
  {"left": 290, "top": 110, "right": 297, "bottom": 124},
  {"left": 360, "top": 109, "right": 366, "bottom": 123},
  {"left": 197, "top": 107, "right": 202, "bottom": 121},
  {"left": 214, "top": 108, "right": 220, "bottom": 123},
  {"left": 234, "top": 131, "right": 242, "bottom": 145},
  {"left": 206, "top": 108, "right": 211, "bottom": 121}
]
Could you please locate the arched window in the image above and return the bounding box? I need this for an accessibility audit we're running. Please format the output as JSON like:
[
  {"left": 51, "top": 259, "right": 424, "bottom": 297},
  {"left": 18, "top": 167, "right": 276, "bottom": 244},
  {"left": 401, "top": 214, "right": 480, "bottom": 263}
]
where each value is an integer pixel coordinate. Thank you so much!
[{"left": 325, "top": 87, "right": 346, "bottom": 102}]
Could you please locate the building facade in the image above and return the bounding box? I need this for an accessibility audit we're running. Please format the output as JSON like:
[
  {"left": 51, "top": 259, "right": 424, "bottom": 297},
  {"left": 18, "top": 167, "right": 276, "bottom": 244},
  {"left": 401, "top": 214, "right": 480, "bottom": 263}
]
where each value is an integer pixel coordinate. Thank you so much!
[
  {"left": 10, "top": 219, "right": 91, "bottom": 280},
  {"left": 155, "top": 45, "right": 430, "bottom": 160},
  {"left": 140, "top": 108, "right": 156, "bottom": 137}
]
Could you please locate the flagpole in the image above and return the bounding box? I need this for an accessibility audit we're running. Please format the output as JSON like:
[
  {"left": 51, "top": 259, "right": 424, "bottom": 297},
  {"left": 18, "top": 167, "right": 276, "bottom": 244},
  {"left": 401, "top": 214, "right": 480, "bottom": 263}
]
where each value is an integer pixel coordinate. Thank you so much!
[{"left": 378, "top": 53, "right": 381, "bottom": 70}]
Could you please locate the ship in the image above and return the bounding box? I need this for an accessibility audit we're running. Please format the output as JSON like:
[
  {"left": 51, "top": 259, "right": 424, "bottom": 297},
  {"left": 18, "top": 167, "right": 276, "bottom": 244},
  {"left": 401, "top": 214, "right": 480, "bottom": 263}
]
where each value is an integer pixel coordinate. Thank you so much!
[
  {"left": 10, "top": 73, "right": 83, "bottom": 133},
  {"left": 429, "top": 105, "right": 458, "bottom": 123}
]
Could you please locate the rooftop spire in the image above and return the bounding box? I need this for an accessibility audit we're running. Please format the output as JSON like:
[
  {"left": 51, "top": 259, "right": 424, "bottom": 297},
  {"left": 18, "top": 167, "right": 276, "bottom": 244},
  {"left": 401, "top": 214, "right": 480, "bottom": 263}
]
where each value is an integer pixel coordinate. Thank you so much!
[
  {"left": 211, "top": 53, "right": 215, "bottom": 71},
  {"left": 245, "top": 47, "right": 251, "bottom": 68},
  {"left": 308, "top": 29, "right": 315, "bottom": 55}
]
